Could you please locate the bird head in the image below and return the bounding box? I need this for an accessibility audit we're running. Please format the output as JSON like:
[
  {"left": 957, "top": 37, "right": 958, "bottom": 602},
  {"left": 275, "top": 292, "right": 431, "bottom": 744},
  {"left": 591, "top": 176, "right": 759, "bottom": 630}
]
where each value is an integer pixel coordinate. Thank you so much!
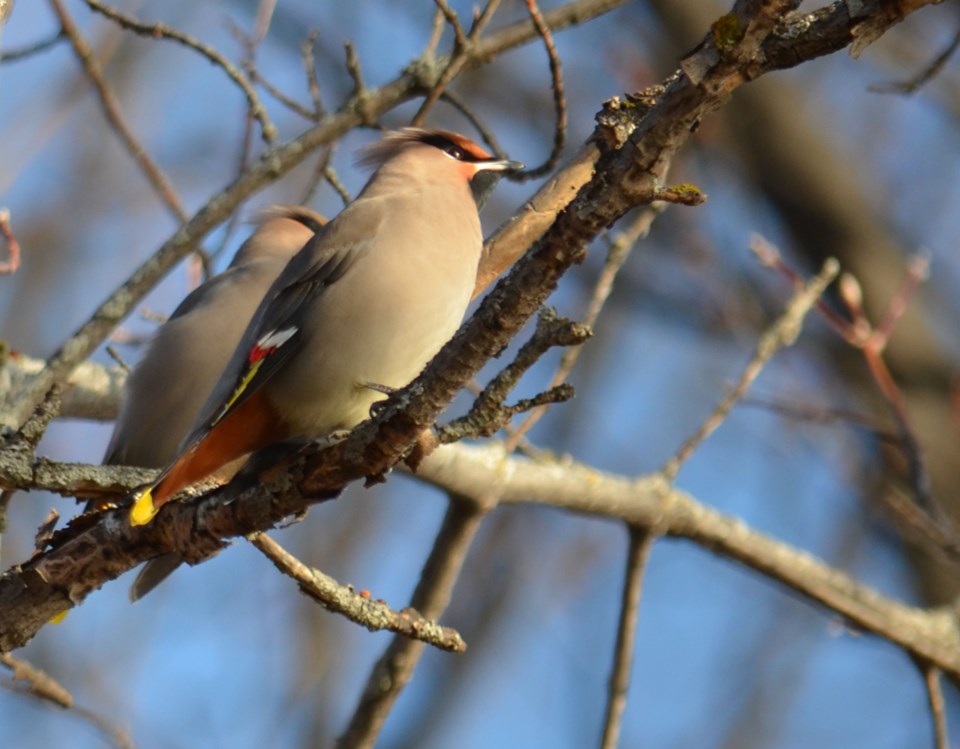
[{"left": 359, "top": 128, "right": 523, "bottom": 207}]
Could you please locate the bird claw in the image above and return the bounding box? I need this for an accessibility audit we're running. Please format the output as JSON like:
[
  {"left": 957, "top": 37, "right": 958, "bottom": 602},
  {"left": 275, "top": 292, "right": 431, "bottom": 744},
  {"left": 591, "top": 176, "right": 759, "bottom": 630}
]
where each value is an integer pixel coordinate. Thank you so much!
[{"left": 361, "top": 381, "right": 396, "bottom": 396}]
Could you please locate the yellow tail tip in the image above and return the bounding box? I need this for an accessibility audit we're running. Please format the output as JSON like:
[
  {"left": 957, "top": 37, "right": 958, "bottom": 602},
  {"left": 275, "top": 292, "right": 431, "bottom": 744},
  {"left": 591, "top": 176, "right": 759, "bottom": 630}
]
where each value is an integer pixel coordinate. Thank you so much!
[
  {"left": 48, "top": 610, "right": 68, "bottom": 624},
  {"left": 130, "top": 490, "right": 158, "bottom": 526}
]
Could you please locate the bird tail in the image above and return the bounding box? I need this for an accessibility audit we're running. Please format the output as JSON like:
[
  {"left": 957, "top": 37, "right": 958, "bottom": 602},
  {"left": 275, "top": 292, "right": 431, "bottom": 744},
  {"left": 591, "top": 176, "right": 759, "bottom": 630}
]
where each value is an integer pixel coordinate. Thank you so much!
[{"left": 130, "top": 487, "right": 158, "bottom": 526}]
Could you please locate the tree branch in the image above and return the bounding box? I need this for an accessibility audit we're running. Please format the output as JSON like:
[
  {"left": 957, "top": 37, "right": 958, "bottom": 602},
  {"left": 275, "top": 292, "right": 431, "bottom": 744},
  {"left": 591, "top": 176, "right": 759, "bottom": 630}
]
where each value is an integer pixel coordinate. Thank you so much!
[{"left": 250, "top": 532, "right": 466, "bottom": 652}]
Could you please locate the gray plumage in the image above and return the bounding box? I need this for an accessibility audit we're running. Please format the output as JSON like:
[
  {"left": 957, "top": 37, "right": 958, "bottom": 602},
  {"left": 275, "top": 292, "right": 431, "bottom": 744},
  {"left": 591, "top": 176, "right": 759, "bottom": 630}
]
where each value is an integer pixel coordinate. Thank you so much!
[
  {"left": 108, "top": 207, "right": 323, "bottom": 601},
  {"left": 104, "top": 207, "right": 323, "bottom": 468}
]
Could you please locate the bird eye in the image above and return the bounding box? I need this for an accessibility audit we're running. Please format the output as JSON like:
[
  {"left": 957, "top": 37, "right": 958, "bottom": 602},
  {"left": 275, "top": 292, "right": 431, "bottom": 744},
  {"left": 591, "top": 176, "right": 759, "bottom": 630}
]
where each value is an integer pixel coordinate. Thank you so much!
[{"left": 444, "top": 144, "right": 467, "bottom": 160}]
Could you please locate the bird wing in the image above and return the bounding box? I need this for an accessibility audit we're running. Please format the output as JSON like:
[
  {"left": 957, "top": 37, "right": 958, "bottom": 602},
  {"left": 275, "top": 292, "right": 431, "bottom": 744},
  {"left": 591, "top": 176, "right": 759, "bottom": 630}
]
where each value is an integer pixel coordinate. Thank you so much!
[{"left": 174, "top": 225, "right": 372, "bottom": 456}]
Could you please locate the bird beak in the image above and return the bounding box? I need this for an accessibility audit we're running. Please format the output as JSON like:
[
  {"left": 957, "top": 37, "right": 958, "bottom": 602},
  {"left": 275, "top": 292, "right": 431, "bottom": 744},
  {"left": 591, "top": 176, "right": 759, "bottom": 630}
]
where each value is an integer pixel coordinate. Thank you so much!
[{"left": 476, "top": 158, "right": 524, "bottom": 173}]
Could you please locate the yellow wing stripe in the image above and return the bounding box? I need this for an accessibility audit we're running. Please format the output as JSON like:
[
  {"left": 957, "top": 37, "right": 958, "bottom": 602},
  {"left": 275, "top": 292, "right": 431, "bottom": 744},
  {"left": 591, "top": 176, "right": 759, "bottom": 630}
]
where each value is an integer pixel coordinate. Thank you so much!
[{"left": 220, "top": 358, "right": 265, "bottom": 416}]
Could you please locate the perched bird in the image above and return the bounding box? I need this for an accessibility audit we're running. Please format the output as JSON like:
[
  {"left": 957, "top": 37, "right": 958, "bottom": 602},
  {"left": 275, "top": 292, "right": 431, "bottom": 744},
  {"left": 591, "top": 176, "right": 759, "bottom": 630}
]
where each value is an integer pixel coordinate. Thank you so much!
[
  {"left": 130, "top": 128, "right": 522, "bottom": 527},
  {"left": 105, "top": 206, "right": 326, "bottom": 469},
  {"left": 102, "top": 208, "right": 324, "bottom": 599}
]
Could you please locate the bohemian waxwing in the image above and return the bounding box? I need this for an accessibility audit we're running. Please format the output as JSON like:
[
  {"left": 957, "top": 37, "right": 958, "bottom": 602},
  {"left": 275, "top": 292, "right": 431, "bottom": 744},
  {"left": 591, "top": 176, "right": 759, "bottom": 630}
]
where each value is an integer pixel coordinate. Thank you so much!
[
  {"left": 105, "top": 206, "right": 326, "bottom": 469},
  {"left": 104, "top": 208, "right": 324, "bottom": 600},
  {"left": 130, "top": 128, "right": 522, "bottom": 527}
]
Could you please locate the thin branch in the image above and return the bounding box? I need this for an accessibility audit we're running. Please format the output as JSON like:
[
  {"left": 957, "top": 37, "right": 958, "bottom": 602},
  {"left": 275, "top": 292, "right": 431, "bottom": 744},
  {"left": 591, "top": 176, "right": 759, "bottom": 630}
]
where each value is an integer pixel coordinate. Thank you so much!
[
  {"left": 343, "top": 42, "right": 367, "bottom": 103},
  {"left": 439, "top": 307, "right": 589, "bottom": 443},
  {"left": 870, "top": 26, "right": 960, "bottom": 94},
  {"left": 0, "top": 30, "right": 66, "bottom": 62},
  {"left": 433, "top": 0, "right": 467, "bottom": 49},
  {"left": 413, "top": 442, "right": 960, "bottom": 681},
  {"left": 873, "top": 252, "right": 930, "bottom": 349},
  {"left": 322, "top": 162, "right": 352, "bottom": 207},
  {"left": 763, "top": 235, "right": 946, "bottom": 536},
  {"left": 750, "top": 234, "right": 857, "bottom": 343},
  {"left": 250, "top": 533, "right": 465, "bottom": 652},
  {"left": 425, "top": 5, "right": 448, "bottom": 57},
  {"left": 104, "top": 345, "right": 130, "bottom": 373},
  {"left": 1, "top": 651, "right": 136, "bottom": 747},
  {"left": 512, "top": 0, "right": 568, "bottom": 180},
  {"left": 917, "top": 660, "right": 950, "bottom": 749},
  {"left": 337, "top": 498, "right": 488, "bottom": 749},
  {"left": 50, "top": 0, "right": 189, "bottom": 224},
  {"left": 0, "top": 209, "right": 21, "bottom": 274},
  {"left": 84, "top": 0, "right": 277, "bottom": 143},
  {"left": 508, "top": 207, "right": 659, "bottom": 445},
  {"left": 301, "top": 30, "right": 325, "bottom": 117},
  {"left": 1, "top": 652, "right": 72, "bottom": 707},
  {"left": 439, "top": 90, "right": 505, "bottom": 157},
  {"left": 0, "top": 660, "right": 135, "bottom": 749},
  {"left": 300, "top": 146, "right": 351, "bottom": 207},
  {"left": 410, "top": 0, "right": 503, "bottom": 126},
  {"left": 663, "top": 257, "right": 840, "bottom": 480},
  {"left": 599, "top": 528, "right": 655, "bottom": 749},
  {"left": 246, "top": 63, "right": 317, "bottom": 121},
  {"left": 741, "top": 395, "right": 899, "bottom": 442}
]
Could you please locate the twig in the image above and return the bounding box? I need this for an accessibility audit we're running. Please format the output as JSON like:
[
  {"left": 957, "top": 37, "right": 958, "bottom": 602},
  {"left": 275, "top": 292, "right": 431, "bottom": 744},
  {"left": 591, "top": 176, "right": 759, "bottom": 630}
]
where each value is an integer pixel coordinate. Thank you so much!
[
  {"left": 512, "top": 0, "right": 567, "bottom": 181},
  {"left": 213, "top": 10, "right": 282, "bottom": 268},
  {"left": 301, "top": 30, "right": 325, "bottom": 117},
  {"left": 250, "top": 532, "right": 466, "bottom": 652},
  {"left": 300, "top": 147, "right": 351, "bottom": 207},
  {"left": 760, "top": 233, "right": 942, "bottom": 523},
  {"left": 322, "top": 162, "right": 352, "bottom": 207},
  {"left": 0, "top": 209, "right": 21, "bottom": 274},
  {"left": 599, "top": 528, "right": 655, "bottom": 749},
  {"left": 17, "top": 385, "right": 63, "bottom": 451},
  {"left": 0, "top": 656, "right": 135, "bottom": 749},
  {"left": 50, "top": 0, "right": 189, "bottom": 224},
  {"left": 832, "top": 252, "right": 944, "bottom": 528},
  {"left": 104, "top": 345, "right": 130, "bottom": 373},
  {"left": 425, "top": 4, "right": 447, "bottom": 57},
  {"left": 873, "top": 252, "right": 930, "bottom": 349},
  {"left": 439, "top": 90, "right": 505, "bottom": 157},
  {"left": 433, "top": 0, "right": 467, "bottom": 48},
  {"left": 84, "top": 0, "right": 277, "bottom": 143},
  {"left": 410, "top": 0, "right": 503, "bottom": 126},
  {"left": 337, "top": 499, "right": 487, "bottom": 749},
  {"left": 438, "top": 307, "right": 589, "bottom": 443},
  {"left": 343, "top": 41, "right": 366, "bottom": 100},
  {"left": 740, "top": 395, "right": 899, "bottom": 442},
  {"left": 1, "top": 652, "right": 72, "bottom": 707},
  {"left": 917, "top": 660, "right": 950, "bottom": 749},
  {"left": 0, "top": 30, "right": 66, "bottom": 62},
  {"left": 663, "top": 257, "right": 840, "bottom": 480},
  {"left": 750, "top": 234, "right": 856, "bottom": 343},
  {"left": 246, "top": 63, "right": 317, "bottom": 120},
  {"left": 508, "top": 207, "right": 658, "bottom": 446},
  {"left": 870, "top": 26, "right": 960, "bottom": 95}
]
